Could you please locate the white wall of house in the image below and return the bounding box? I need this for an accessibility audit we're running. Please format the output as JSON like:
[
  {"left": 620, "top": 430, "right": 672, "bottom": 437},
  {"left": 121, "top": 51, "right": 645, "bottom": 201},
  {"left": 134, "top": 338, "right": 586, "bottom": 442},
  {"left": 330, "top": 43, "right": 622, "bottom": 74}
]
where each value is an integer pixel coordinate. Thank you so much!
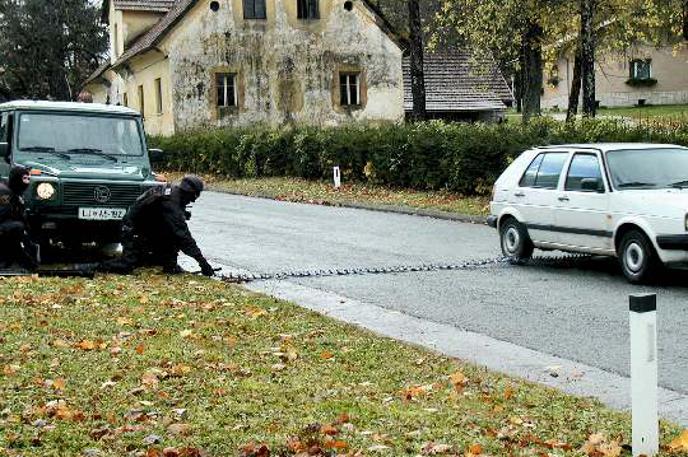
[{"left": 542, "top": 44, "right": 688, "bottom": 109}]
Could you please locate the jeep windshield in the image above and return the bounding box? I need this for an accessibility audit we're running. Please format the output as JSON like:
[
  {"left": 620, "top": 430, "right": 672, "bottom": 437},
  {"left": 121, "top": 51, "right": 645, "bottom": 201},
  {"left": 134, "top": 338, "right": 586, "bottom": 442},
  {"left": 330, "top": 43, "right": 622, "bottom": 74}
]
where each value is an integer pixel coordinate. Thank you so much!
[
  {"left": 15, "top": 112, "right": 144, "bottom": 160},
  {"left": 607, "top": 148, "right": 688, "bottom": 190}
]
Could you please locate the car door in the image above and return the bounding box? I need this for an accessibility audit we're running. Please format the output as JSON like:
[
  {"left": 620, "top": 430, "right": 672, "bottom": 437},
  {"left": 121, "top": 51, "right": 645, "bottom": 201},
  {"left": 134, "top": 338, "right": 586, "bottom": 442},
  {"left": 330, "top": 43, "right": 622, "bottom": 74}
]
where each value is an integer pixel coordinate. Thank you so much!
[
  {"left": 513, "top": 151, "right": 569, "bottom": 244},
  {"left": 553, "top": 151, "right": 612, "bottom": 252}
]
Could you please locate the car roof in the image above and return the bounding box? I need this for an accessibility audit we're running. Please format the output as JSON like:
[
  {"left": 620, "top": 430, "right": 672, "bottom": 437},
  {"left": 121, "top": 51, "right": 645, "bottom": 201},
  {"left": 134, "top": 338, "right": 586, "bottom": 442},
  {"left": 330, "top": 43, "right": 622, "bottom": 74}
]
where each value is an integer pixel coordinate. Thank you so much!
[
  {"left": 534, "top": 143, "right": 687, "bottom": 152},
  {"left": 0, "top": 100, "right": 140, "bottom": 116}
]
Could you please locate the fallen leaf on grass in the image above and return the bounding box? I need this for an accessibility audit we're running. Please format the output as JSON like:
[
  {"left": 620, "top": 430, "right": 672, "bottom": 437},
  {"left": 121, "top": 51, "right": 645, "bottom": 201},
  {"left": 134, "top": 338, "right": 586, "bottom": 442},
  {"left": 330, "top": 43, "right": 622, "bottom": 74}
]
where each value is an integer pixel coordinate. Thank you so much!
[
  {"left": 449, "top": 371, "right": 468, "bottom": 392},
  {"left": 167, "top": 423, "right": 191, "bottom": 436},
  {"left": 669, "top": 429, "right": 688, "bottom": 451},
  {"left": 135, "top": 343, "right": 145, "bottom": 355},
  {"left": 581, "top": 433, "right": 622, "bottom": 457},
  {"left": 320, "top": 350, "right": 334, "bottom": 360},
  {"left": 401, "top": 384, "right": 434, "bottom": 401},
  {"left": 421, "top": 442, "right": 453, "bottom": 454},
  {"left": 239, "top": 442, "right": 270, "bottom": 457}
]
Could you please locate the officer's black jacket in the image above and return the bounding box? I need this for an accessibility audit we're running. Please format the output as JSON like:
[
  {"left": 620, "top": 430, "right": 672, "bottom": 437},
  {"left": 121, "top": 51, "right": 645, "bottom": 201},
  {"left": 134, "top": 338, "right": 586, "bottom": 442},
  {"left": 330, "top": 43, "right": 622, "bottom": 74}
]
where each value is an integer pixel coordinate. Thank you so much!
[
  {"left": 124, "top": 185, "right": 204, "bottom": 261},
  {"left": 0, "top": 183, "right": 26, "bottom": 225}
]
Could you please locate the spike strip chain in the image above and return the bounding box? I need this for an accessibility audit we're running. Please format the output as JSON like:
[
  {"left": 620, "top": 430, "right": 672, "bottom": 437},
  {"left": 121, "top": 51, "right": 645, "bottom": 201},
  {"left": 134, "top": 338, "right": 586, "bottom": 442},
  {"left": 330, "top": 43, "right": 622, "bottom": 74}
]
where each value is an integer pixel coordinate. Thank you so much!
[{"left": 218, "top": 254, "right": 591, "bottom": 283}]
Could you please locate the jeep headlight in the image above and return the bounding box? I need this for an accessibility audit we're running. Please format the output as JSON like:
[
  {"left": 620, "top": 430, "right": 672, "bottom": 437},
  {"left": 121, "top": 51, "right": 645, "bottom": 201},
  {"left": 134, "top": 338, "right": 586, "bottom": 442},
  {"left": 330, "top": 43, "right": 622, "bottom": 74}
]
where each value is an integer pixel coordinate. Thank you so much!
[
  {"left": 685, "top": 213, "right": 688, "bottom": 231},
  {"left": 36, "top": 182, "right": 56, "bottom": 200}
]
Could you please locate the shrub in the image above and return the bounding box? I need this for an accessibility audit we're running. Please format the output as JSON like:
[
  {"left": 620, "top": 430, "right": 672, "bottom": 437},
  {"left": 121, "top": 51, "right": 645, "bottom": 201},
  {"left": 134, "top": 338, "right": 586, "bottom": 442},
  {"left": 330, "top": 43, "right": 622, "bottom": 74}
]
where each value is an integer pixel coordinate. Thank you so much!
[{"left": 148, "top": 118, "right": 688, "bottom": 196}]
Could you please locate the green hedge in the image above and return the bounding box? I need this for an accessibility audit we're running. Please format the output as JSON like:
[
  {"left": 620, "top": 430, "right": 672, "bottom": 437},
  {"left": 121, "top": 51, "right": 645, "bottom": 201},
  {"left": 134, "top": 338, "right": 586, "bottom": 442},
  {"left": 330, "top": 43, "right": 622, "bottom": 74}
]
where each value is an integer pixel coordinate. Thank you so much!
[{"left": 149, "top": 118, "right": 688, "bottom": 196}]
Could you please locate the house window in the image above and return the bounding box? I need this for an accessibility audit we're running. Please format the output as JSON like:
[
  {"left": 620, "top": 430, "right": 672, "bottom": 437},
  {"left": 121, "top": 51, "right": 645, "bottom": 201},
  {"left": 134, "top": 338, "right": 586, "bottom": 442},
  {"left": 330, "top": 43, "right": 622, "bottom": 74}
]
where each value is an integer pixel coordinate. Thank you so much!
[
  {"left": 123, "top": 93, "right": 128, "bottom": 107},
  {"left": 216, "top": 73, "right": 237, "bottom": 107},
  {"left": 155, "top": 78, "right": 163, "bottom": 114},
  {"left": 138, "top": 85, "right": 144, "bottom": 115},
  {"left": 243, "top": 0, "right": 266, "bottom": 19},
  {"left": 339, "top": 72, "right": 361, "bottom": 106},
  {"left": 630, "top": 59, "right": 652, "bottom": 80},
  {"left": 297, "top": 0, "right": 319, "bottom": 19}
]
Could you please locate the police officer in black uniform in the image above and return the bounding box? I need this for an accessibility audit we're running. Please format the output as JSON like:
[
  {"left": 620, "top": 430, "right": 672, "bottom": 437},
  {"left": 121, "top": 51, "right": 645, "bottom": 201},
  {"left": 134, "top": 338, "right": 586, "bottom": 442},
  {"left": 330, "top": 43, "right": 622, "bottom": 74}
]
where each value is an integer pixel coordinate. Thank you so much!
[
  {"left": 100, "top": 175, "right": 215, "bottom": 276},
  {"left": 0, "top": 165, "right": 39, "bottom": 270}
]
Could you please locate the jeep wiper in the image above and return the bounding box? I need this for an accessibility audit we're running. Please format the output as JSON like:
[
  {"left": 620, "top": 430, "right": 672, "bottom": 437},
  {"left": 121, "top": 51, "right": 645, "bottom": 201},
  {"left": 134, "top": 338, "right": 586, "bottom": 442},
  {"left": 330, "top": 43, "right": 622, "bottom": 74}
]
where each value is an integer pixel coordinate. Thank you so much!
[
  {"left": 67, "top": 148, "right": 117, "bottom": 162},
  {"left": 20, "top": 146, "right": 71, "bottom": 160},
  {"left": 669, "top": 180, "right": 688, "bottom": 189},
  {"left": 617, "top": 181, "right": 656, "bottom": 188}
]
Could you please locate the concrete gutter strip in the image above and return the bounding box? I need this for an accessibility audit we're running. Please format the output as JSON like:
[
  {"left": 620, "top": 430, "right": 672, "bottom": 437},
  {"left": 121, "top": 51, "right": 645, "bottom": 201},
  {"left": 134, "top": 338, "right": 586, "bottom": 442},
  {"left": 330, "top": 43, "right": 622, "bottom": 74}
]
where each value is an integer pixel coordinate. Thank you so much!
[
  {"left": 248, "top": 279, "right": 688, "bottom": 427},
  {"left": 207, "top": 186, "right": 488, "bottom": 225}
]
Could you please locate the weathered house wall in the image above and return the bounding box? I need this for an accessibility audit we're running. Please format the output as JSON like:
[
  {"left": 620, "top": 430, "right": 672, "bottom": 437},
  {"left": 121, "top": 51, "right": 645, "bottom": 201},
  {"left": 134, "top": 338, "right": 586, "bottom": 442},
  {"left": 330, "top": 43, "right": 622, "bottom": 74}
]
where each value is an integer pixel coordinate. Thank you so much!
[
  {"left": 161, "top": 0, "right": 403, "bottom": 131},
  {"left": 543, "top": 44, "right": 688, "bottom": 109}
]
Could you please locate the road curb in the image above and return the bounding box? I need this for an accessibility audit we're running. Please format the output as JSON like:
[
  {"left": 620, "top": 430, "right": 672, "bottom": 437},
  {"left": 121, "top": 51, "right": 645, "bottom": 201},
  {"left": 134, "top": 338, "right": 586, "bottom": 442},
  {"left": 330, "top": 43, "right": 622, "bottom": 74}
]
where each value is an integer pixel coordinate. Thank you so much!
[{"left": 207, "top": 186, "right": 488, "bottom": 225}]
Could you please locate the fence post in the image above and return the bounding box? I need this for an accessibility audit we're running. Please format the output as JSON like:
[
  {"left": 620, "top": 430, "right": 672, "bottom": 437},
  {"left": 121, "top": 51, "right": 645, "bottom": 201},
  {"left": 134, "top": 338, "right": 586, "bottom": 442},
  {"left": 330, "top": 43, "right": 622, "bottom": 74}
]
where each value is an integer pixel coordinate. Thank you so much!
[
  {"left": 629, "top": 293, "right": 659, "bottom": 457},
  {"left": 333, "top": 166, "right": 341, "bottom": 189}
]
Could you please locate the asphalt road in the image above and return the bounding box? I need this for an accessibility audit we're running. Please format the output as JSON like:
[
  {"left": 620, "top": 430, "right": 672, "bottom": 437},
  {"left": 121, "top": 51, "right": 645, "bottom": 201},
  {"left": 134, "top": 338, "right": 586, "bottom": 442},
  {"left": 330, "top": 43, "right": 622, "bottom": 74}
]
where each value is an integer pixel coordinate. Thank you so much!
[{"left": 188, "top": 191, "right": 688, "bottom": 394}]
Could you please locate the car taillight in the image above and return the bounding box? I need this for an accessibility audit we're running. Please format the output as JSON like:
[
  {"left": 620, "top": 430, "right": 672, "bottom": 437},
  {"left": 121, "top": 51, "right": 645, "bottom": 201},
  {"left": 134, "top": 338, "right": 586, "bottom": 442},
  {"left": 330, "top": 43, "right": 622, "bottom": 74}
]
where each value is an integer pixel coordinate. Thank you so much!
[{"left": 491, "top": 184, "right": 497, "bottom": 202}]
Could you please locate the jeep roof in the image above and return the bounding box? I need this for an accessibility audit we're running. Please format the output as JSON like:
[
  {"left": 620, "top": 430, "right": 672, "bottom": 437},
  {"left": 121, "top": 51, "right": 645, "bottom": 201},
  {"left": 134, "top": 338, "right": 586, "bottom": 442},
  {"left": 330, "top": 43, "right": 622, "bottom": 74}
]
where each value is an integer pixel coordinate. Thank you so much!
[{"left": 0, "top": 100, "right": 140, "bottom": 116}]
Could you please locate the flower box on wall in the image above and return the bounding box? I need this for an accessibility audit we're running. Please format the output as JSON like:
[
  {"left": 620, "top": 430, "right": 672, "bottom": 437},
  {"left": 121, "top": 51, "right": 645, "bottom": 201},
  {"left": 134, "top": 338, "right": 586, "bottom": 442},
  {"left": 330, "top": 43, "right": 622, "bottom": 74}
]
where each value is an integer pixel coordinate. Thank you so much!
[{"left": 625, "top": 77, "right": 658, "bottom": 87}]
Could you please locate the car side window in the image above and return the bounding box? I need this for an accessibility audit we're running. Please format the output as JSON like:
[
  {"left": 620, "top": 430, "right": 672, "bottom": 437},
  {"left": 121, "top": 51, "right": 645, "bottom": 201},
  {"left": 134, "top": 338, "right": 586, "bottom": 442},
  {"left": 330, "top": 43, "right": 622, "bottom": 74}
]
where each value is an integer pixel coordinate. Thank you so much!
[
  {"left": 519, "top": 154, "right": 544, "bottom": 187},
  {"left": 533, "top": 152, "right": 568, "bottom": 189},
  {"left": 565, "top": 153, "right": 603, "bottom": 191}
]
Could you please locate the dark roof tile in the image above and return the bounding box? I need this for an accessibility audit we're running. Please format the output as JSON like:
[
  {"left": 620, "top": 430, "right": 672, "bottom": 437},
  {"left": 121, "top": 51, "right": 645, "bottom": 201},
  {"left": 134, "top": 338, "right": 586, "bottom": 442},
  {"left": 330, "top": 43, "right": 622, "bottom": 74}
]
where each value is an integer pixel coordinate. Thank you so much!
[{"left": 403, "top": 50, "right": 513, "bottom": 112}]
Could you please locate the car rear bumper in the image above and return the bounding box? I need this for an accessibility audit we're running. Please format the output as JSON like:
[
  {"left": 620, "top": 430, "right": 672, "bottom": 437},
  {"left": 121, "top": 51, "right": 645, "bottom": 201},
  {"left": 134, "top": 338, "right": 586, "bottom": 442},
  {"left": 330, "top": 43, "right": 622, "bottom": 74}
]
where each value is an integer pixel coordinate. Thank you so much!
[{"left": 487, "top": 215, "right": 498, "bottom": 228}]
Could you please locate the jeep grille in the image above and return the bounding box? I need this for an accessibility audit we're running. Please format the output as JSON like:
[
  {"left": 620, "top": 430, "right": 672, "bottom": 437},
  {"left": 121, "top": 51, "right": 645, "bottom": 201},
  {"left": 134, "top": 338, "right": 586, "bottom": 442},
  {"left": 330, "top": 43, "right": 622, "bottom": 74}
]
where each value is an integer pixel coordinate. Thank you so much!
[{"left": 63, "top": 182, "right": 143, "bottom": 207}]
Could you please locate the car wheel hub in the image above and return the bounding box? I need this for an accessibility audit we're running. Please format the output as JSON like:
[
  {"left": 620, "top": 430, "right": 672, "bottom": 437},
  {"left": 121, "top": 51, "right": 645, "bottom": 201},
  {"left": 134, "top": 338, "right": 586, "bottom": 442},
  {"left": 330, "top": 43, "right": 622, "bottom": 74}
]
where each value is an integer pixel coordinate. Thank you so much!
[
  {"left": 625, "top": 242, "right": 645, "bottom": 273},
  {"left": 504, "top": 227, "right": 520, "bottom": 254}
]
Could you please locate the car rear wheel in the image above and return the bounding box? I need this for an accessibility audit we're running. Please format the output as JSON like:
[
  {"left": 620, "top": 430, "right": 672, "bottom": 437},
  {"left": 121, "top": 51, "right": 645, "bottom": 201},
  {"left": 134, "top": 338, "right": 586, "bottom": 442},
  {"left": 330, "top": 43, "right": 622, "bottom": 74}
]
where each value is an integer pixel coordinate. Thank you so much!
[
  {"left": 500, "top": 218, "right": 533, "bottom": 265},
  {"left": 618, "top": 229, "right": 660, "bottom": 284}
]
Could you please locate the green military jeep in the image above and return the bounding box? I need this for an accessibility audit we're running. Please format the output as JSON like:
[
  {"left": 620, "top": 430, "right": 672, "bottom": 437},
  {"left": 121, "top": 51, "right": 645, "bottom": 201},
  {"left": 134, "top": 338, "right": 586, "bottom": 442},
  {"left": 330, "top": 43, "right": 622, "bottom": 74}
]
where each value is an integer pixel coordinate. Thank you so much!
[{"left": 0, "top": 101, "right": 162, "bottom": 248}]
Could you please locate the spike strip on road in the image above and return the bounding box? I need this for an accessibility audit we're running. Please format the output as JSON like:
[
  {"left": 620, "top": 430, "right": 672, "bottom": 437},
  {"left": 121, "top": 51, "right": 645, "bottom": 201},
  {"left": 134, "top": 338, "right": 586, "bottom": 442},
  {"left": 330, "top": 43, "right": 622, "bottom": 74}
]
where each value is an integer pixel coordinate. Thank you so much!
[{"left": 218, "top": 254, "right": 592, "bottom": 283}]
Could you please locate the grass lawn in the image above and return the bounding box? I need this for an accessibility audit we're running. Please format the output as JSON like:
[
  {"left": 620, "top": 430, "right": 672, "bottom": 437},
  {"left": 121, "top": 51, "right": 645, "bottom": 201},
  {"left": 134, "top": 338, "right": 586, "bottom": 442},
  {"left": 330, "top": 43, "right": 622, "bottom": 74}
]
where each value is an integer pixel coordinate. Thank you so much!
[
  {"left": 1, "top": 273, "right": 687, "bottom": 456},
  {"left": 597, "top": 104, "right": 688, "bottom": 119},
  {"left": 163, "top": 173, "right": 490, "bottom": 218}
]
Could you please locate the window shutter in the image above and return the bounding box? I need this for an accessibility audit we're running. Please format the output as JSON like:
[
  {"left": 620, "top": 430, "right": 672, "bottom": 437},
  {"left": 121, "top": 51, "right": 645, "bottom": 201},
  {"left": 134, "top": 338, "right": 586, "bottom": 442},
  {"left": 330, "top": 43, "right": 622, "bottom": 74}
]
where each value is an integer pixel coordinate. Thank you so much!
[
  {"left": 297, "top": 0, "right": 305, "bottom": 18},
  {"left": 309, "top": 0, "right": 319, "bottom": 19},
  {"left": 243, "top": 0, "right": 254, "bottom": 18},
  {"left": 255, "top": 0, "right": 266, "bottom": 18}
]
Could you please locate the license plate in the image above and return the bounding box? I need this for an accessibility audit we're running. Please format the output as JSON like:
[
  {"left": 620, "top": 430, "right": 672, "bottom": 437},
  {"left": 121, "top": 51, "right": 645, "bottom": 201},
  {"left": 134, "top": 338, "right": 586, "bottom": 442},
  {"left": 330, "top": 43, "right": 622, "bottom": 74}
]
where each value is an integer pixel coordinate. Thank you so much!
[{"left": 78, "top": 207, "right": 127, "bottom": 220}]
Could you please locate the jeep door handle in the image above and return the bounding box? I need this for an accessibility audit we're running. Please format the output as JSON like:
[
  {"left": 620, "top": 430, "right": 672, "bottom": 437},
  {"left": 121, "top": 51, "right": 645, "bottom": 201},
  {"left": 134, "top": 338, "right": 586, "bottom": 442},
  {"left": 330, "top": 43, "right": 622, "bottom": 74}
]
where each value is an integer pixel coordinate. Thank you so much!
[
  {"left": 514, "top": 191, "right": 525, "bottom": 197},
  {"left": 558, "top": 196, "right": 570, "bottom": 202}
]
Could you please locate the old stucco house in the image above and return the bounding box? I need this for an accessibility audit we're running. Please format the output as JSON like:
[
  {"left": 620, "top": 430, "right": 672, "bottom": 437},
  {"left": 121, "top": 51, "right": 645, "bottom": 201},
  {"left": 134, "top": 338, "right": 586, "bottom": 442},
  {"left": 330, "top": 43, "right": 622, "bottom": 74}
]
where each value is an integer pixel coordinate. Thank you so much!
[
  {"left": 542, "top": 44, "right": 688, "bottom": 110},
  {"left": 84, "top": 0, "right": 405, "bottom": 135}
]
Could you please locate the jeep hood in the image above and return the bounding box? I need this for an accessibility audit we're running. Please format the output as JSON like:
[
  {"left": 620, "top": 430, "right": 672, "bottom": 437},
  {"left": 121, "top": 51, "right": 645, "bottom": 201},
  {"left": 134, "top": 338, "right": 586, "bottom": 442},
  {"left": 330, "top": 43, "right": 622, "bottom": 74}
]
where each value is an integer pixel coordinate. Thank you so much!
[{"left": 20, "top": 160, "right": 152, "bottom": 181}]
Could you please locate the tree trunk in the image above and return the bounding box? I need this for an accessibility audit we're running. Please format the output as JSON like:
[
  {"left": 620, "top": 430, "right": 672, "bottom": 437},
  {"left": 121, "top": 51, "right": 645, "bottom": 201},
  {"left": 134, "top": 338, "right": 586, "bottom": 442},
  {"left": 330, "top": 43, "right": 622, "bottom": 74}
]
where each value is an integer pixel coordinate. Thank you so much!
[
  {"left": 683, "top": 0, "right": 688, "bottom": 40},
  {"left": 566, "top": 44, "right": 582, "bottom": 122},
  {"left": 580, "top": 0, "right": 596, "bottom": 117},
  {"left": 408, "top": 0, "right": 426, "bottom": 121},
  {"left": 521, "top": 20, "right": 543, "bottom": 123}
]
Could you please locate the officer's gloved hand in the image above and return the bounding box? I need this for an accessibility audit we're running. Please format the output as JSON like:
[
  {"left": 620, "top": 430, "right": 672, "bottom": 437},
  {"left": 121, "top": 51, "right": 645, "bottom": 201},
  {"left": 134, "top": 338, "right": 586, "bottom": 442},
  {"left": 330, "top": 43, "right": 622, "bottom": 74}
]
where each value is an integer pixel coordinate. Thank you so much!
[{"left": 199, "top": 258, "right": 215, "bottom": 277}]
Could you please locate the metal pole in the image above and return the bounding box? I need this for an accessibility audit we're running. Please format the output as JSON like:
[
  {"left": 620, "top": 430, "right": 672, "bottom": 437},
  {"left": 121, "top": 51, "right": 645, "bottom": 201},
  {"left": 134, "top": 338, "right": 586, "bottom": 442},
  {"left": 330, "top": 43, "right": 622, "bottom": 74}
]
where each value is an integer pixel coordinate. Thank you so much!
[
  {"left": 333, "top": 166, "right": 341, "bottom": 189},
  {"left": 629, "top": 293, "right": 659, "bottom": 457}
]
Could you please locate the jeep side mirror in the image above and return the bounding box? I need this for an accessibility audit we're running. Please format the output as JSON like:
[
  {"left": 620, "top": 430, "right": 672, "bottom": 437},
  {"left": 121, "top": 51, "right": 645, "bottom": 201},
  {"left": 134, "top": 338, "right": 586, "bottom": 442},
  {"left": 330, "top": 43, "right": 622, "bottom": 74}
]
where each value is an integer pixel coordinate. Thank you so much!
[
  {"left": 148, "top": 148, "right": 163, "bottom": 162},
  {"left": 581, "top": 177, "right": 604, "bottom": 192},
  {"left": 0, "top": 142, "right": 8, "bottom": 163}
]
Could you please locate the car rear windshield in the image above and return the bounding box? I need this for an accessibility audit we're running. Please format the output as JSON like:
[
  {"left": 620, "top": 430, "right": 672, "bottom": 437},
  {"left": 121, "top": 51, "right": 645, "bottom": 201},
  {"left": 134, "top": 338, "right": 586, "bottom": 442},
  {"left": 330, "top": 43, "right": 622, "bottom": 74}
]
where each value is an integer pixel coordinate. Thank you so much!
[
  {"left": 16, "top": 112, "right": 144, "bottom": 157},
  {"left": 607, "top": 148, "right": 688, "bottom": 189}
]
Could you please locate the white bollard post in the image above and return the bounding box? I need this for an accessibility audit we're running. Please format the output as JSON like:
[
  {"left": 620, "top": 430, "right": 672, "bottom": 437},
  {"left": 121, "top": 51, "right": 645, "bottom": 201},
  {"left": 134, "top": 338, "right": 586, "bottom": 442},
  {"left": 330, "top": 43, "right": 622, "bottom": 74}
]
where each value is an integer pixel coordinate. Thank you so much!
[
  {"left": 333, "top": 166, "right": 341, "bottom": 189},
  {"left": 630, "top": 293, "right": 659, "bottom": 457}
]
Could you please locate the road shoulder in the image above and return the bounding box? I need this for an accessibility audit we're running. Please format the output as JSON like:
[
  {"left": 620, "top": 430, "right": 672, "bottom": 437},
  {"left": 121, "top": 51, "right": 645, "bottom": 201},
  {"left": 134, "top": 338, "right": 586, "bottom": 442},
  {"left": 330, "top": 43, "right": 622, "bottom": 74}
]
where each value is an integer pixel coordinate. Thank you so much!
[{"left": 248, "top": 278, "right": 688, "bottom": 427}]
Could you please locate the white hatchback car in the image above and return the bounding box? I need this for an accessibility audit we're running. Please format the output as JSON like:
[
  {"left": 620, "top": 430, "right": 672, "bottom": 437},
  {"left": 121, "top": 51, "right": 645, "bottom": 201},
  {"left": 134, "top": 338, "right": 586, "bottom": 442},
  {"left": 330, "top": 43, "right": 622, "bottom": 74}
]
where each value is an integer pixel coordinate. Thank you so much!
[{"left": 488, "top": 143, "right": 688, "bottom": 283}]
